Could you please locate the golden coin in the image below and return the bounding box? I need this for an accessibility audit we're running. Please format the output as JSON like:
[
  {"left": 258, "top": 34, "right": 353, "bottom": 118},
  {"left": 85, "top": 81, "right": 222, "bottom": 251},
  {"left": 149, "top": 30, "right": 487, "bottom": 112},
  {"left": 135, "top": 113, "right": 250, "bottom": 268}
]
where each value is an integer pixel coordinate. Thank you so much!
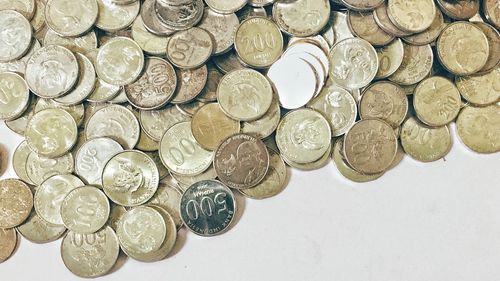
[
  {"left": 0, "top": 179, "right": 33, "bottom": 228},
  {"left": 402, "top": 9, "right": 447, "bottom": 46},
  {"left": 167, "top": 27, "right": 213, "bottom": 69},
  {"left": 387, "top": 0, "right": 436, "bottom": 33},
  {"left": 45, "top": 0, "right": 98, "bottom": 37},
  {"left": 388, "top": 43, "right": 433, "bottom": 86},
  {"left": 347, "top": 10, "right": 394, "bottom": 47},
  {"left": 474, "top": 22, "right": 500, "bottom": 74},
  {"left": 456, "top": 104, "right": 500, "bottom": 154},
  {"left": 455, "top": 67, "right": 500, "bottom": 106},
  {"left": 332, "top": 138, "right": 383, "bottom": 183},
  {"left": 373, "top": 2, "right": 412, "bottom": 37},
  {"left": 272, "top": 0, "right": 330, "bottom": 37},
  {"left": 359, "top": 81, "right": 408, "bottom": 128},
  {"left": 375, "top": 38, "right": 404, "bottom": 79}
]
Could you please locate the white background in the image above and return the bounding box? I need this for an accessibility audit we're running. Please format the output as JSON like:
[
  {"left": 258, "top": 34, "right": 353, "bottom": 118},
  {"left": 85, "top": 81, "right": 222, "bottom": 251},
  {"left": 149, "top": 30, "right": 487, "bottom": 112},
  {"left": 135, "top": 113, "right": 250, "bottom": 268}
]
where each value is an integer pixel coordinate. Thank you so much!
[{"left": 1, "top": 122, "right": 500, "bottom": 281}]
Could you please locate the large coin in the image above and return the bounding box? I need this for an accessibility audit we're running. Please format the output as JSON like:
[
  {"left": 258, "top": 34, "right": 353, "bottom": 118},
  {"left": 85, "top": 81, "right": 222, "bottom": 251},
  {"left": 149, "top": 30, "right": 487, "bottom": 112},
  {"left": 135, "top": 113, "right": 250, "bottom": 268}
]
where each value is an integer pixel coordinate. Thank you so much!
[
  {"left": 17, "top": 211, "right": 67, "bottom": 244},
  {"left": 166, "top": 27, "right": 213, "bottom": 69},
  {"left": 0, "top": 10, "right": 32, "bottom": 62},
  {"left": 359, "top": 81, "right": 408, "bottom": 128},
  {"left": 0, "top": 179, "right": 33, "bottom": 228},
  {"left": 26, "top": 152, "right": 74, "bottom": 185},
  {"left": 0, "top": 228, "right": 16, "bottom": 263},
  {"left": 0, "top": 72, "right": 30, "bottom": 121},
  {"left": 45, "top": 0, "right": 98, "bottom": 37},
  {"left": 456, "top": 105, "right": 500, "bottom": 154}
]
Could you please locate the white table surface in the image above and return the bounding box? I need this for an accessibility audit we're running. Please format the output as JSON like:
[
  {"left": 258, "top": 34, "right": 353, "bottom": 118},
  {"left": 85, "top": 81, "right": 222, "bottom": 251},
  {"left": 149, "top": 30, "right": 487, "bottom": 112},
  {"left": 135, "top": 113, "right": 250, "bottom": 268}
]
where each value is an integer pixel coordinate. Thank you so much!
[{"left": 1, "top": 121, "right": 499, "bottom": 281}]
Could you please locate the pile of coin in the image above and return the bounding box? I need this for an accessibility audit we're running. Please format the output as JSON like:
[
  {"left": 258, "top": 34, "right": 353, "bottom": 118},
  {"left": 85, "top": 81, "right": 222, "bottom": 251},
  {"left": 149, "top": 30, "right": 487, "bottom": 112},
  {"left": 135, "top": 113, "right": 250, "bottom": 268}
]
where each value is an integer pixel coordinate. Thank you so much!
[{"left": 0, "top": 0, "right": 499, "bottom": 277}]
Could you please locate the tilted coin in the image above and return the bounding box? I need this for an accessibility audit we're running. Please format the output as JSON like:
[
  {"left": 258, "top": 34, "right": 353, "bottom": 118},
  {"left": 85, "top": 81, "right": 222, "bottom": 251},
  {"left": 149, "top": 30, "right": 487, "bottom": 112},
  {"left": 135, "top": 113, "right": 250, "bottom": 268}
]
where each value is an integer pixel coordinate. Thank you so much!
[
  {"left": 159, "top": 121, "right": 214, "bottom": 176},
  {"left": 347, "top": 10, "right": 394, "bottom": 47},
  {"left": 102, "top": 150, "right": 159, "bottom": 207},
  {"left": 272, "top": 0, "right": 330, "bottom": 37},
  {"left": 45, "top": 0, "right": 98, "bottom": 37},
  {"left": 387, "top": 0, "right": 436, "bottom": 33},
  {"left": 197, "top": 7, "right": 239, "bottom": 55},
  {"left": 340, "top": 0, "right": 384, "bottom": 11},
  {"left": 125, "top": 57, "right": 177, "bottom": 110},
  {"left": 55, "top": 53, "right": 96, "bottom": 106},
  {"left": 483, "top": 0, "right": 500, "bottom": 30},
  {"left": 197, "top": 62, "right": 223, "bottom": 102},
  {"left": 400, "top": 117, "right": 452, "bottom": 162},
  {"left": 241, "top": 94, "right": 281, "bottom": 139},
  {"left": 148, "top": 182, "right": 183, "bottom": 229},
  {"left": 0, "top": 179, "right": 33, "bottom": 228},
  {"left": 95, "top": 0, "right": 140, "bottom": 32},
  {"left": 12, "top": 141, "right": 35, "bottom": 185},
  {"left": 34, "top": 99, "right": 84, "bottom": 127},
  {"left": 25, "top": 45, "right": 79, "bottom": 99},
  {"left": 205, "top": 0, "right": 247, "bottom": 14},
  {"left": 388, "top": 43, "right": 433, "bottom": 86},
  {"left": 0, "top": 228, "right": 16, "bottom": 263},
  {"left": 359, "top": 81, "right": 408, "bottom": 128},
  {"left": 474, "top": 22, "right": 500, "bottom": 74},
  {"left": 375, "top": 38, "right": 404, "bottom": 79},
  {"left": 0, "top": 0, "right": 36, "bottom": 19},
  {"left": 30, "top": 0, "right": 46, "bottom": 33},
  {"left": 0, "top": 72, "right": 30, "bottom": 121},
  {"left": 17, "top": 211, "right": 67, "bottom": 244},
  {"left": 332, "top": 138, "right": 383, "bottom": 183},
  {"left": 43, "top": 28, "right": 98, "bottom": 54},
  {"left": 436, "top": 0, "right": 479, "bottom": 20},
  {"left": 456, "top": 104, "right": 500, "bottom": 154},
  {"left": 455, "top": 67, "right": 500, "bottom": 106},
  {"left": 155, "top": 0, "right": 204, "bottom": 31},
  {"left": 373, "top": 2, "right": 412, "bottom": 37},
  {"left": 402, "top": 9, "right": 447, "bottom": 46},
  {"left": 85, "top": 49, "right": 121, "bottom": 103},
  {"left": 140, "top": 105, "right": 191, "bottom": 142},
  {"left": 82, "top": 102, "right": 109, "bottom": 129},
  {"left": 212, "top": 50, "right": 246, "bottom": 73},
  {"left": 170, "top": 165, "right": 218, "bottom": 191},
  {"left": 191, "top": 103, "right": 240, "bottom": 151},
  {"left": 0, "top": 10, "right": 32, "bottom": 62},
  {"left": 413, "top": 76, "right": 461, "bottom": 127},
  {"left": 436, "top": 22, "right": 489, "bottom": 76},
  {"left": 331, "top": 11, "right": 355, "bottom": 45},
  {"left": 131, "top": 16, "right": 170, "bottom": 56},
  {"left": 171, "top": 65, "right": 207, "bottom": 104},
  {"left": 282, "top": 140, "right": 331, "bottom": 171},
  {"left": 26, "top": 152, "right": 74, "bottom": 185},
  {"left": 61, "top": 226, "right": 120, "bottom": 278},
  {"left": 276, "top": 108, "right": 332, "bottom": 164},
  {"left": 167, "top": 27, "right": 214, "bottom": 69},
  {"left": 180, "top": 180, "right": 236, "bottom": 236},
  {"left": 140, "top": 0, "right": 176, "bottom": 36}
]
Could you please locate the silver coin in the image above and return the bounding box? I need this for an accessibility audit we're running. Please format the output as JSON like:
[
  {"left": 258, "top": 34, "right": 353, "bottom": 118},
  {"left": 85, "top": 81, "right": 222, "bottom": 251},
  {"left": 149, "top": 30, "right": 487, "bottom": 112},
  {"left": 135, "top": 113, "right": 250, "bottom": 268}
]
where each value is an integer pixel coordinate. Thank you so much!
[
  {"left": 26, "top": 152, "right": 74, "bottom": 185},
  {"left": 0, "top": 72, "right": 30, "bottom": 121},
  {"left": 54, "top": 53, "right": 96, "bottom": 105},
  {"left": 0, "top": 10, "right": 33, "bottom": 62},
  {"left": 139, "top": 105, "right": 191, "bottom": 142}
]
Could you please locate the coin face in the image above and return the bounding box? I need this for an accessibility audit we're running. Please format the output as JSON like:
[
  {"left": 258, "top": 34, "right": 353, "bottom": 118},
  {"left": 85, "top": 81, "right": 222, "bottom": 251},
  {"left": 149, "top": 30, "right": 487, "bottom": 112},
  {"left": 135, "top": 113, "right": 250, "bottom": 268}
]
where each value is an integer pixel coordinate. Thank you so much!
[
  {"left": 332, "top": 138, "right": 383, "bottom": 183},
  {"left": 0, "top": 228, "right": 16, "bottom": 263},
  {"left": 172, "top": 65, "right": 207, "bottom": 104},
  {"left": 45, "top": 0, "right": 98, "bottom": 37},
  {"left": 436, "top": 0, "right": 479, "bottom": 20},
  {"left": 0, "top": 10, "right": 32, "bottom": 62},
  {"left": 273, "top": 0, "right": 330, "bottom": 37},
  {"left": 95, "top": 0, "right": 140, "bottom": 32},
  {"left": 140, "top": 105, "right": 191, "bottom": 142},
  {"left": 456, "top": 104, "right": 500, "bottom": 154},
  {"left": 159, "top": 121, "right": 214, "bottom": 176},
  {"left": 0, "top": 37, "right": 40, "bottom": 75},
  {"left": 17, "top": 211, "right": 67, "bottom": 244},
  {"left": 373, "top": 2, "right": 412, "bottom": 37},
  {"left": 347, "top": 10, "right": 394, "bottom": 47},
  {"left": 102, "top": 150, "right": 159, "bottom": 207},
  {"left": 414, "top": 76, "right": 461, "bottom": 127},
  {"left": 148, "top": 182, "right": 183, "bottom": 229},
  {"left": 12, "top": 141, "right": 35, "bottom": 185},
  {"left": 0, "top": 72, "right": 30, "bottom": 121},
  {"left": 276, "top": 108, "right": 332, "bottom": 164},
  {"left": 180, "top": 180, "right": 236, "bottom": 236},
  {"left": 388, "top": 43, "right": 433, "bottom": 86},
  {"left": 61, "top": 226, "right": 120, "bottom": 278},
  {"left": 191, "top": 103, "right": 241, "bottom": 151},
  {"left": 329, "top": 37, "right": 378, "bottom": 90},
  {"left": 155, "top": 0, "right": 204, "bottom": 31},
  {"left": 241, "top": 94, "right": 281, "bottom": 139},
  {"left": 125, "top": 57, "right": 177, "bottom": 110},
  {"left": 437, "top": 22, "right": 489, "bottom": 76},
  {"left": 0, "top": 179, "right": 33, "bottom": 228},
  {"left": 167, "top": 27, "right": 213, "bottom": 69},
  {"left": 0, "top": 0, "right": 36, "bottom": 19},
  {"left": 360, "top": 81, "right": 408, "bottom": 128},
  {"left": 54, "top": 53, "right": 96, "bottom": 106},
  {"left": 455, "top": 67, "right": 500, "bottom": 106},
  {"left": 197, "top": 63, "right": 222, "bottom": 102},
  {"left": 197, "top": 7, "right": 239, "bottom": 55},
  {"left": 5, "top": 97, "right": 37, "bottom": 136},
  {"left": 140, "top": 205, "right": 177, "bottom": 262},
  {"left": 387, "top": 0, "right": 436, "bottom": 33},
  {"left": 131, "top": 16, "right": 170, "bottom": 56},
  {"left": 26, "top": 152, "right": 74, "bottom": 185},
  {"left": 235, "top": 17, "right": 283, "bottom": 68},
  {"left": 375, "top": 38, "right": 404, "bottom": 80},
  {"left": 402, "top": 9, "right": 446, "bottom": 46}
]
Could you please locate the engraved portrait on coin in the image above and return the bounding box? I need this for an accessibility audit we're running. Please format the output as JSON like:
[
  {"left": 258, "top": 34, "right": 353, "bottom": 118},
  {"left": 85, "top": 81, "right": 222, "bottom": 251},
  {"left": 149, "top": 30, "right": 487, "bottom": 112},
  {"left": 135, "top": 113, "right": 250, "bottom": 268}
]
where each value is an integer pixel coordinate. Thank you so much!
[{"left": 120, "top": 208, "right": 164, "bottom": 253}]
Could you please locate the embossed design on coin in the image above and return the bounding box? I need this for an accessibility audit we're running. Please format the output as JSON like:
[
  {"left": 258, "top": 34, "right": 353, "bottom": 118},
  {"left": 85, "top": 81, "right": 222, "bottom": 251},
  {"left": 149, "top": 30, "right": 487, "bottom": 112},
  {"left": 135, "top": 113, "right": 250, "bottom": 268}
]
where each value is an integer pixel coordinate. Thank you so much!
[
  {"left": 332, "top": 138, "right": 383, "bottom": 183},
  {"left": 131, "top": 15, "right": 170, "bottom": 56},
  {"left": 387, "top": 0, "right": 436, "bottom": 33},
  {"left": 155, "top": 0, "right": 204, "bottom": 31},
  {"left": 0, "top": 10, "right": 32, "bottom": 62},
  {"left": 33, "top": 99, "right": 84, "bottom": 127},
  {"left": 167, "top": 27, "right": 213, "bottom": 69},
  {"left": 389, "top": 43, "right": 433, "bottom": 86},
  {"left": 402, "top": 8, "right": 446, "bottom": 46},
  {"left": 375, "top": 38, "right": 404, "bottom": 79},
  {"left": 197, "top": 7, "right": 239, "bottom": 55},
  {"left": 455, "top": 67, "right": 500, "bottom": 106},
  {"left": 340, "top": 0, "right": 384, "bottom": 11},
  {"left": 172, "top": 65, "right": 207, "bottom": 104},
  {"left": 26, "top": 152, "right": 74, "bottom": 185},
  {"left": 205, "top": 0, "right": 247, "bottom": 14},
  {"left": 456, "top": 105, "right": 500, "bottom": 154},
  {"left": 401, "top": 117, "right": 452, "bottom": 162},
  {"left": 45, "top": 0, "right": 98, "bottom": 37},
  {"left": 359, "top": 81, "right": 408, "bottom": 128},
  {"left": 242, "top": 94, "right": 281, "bottom": 139},
  {"left": 273, "top": 0, "right": 330, "bottom": 37},
  {"left": 0, "top": 179, "right": 33, "bottom": 228},
  {"left": 436, "top": 0, "right": 479, "bottom": 20},
  {"left": 0, "top": 72, "right": 30, "bottom": 121}
]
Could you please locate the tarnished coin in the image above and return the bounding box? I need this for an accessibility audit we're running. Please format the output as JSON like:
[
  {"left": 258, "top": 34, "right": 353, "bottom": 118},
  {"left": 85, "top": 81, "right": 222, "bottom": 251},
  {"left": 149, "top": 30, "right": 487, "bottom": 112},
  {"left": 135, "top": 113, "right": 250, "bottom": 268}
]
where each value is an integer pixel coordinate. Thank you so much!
[
  {"left": 276, "top": 108, "right": 332, "bottom": 164},
  {"left": 402, "top": 9, "right": 447, "bottom": 46},
  {"left": 307, "top": 79, "right": 357, "bottom": 137},
  {"left": 167, "top": 27, "right": 213, "bottom": 69},
  {"left": 0, "top": 10, "right": 32, "bottom": 62},
  {"left": 340, "top": 0, "right": 384, "bottom": 11},
  {"left": 272, "top": 0, "right": 330, "bottom": 37},
  {"left": 132, "top": 16, "right": 169, "bottom": 56},
  {"left": 436, "top": 0, "right": 479, "bottom": 20},
  {"left": 43, "top": 28, "right": 98, "bottom": 54},
  {"left": 61, "top": 186, "right": 110, "bottom": 234},
  {"left": 17, "top": 211, "right": 66, "bottom": 244},
  {"left": 212, "top": 50, "right": 246, "bottom": 73},
  {"left": 205, "top": 0, "right": 247, "bottom": 14},
  {"left": 197, "top": 7, "right": 239, "bottom": 55},
  {"left": 26, "top": 152, "right": 74, "bottom": 185},
  {"left": 191, "top": 103, "right": 240, "bottom": 151},
  {"left": 483, "top": 0, "right": 500, "bottom": 30},
  {"left": 388, "top": 43, "right": 433, "bottom": 86},
  {"left": 102, "top": 150, "right": 159, "bottom": 207},
  {"left": 0, "top": 179, "right": 33, "bottom": 228},
  {"left": 33, "top": 99, "right": 84, "bottom": 127},
  {"left": 400, "top": 117, "right": 452, "bottom": 162},
  {"left": 387, "top": 0, "right": 436, "bottom": 33},
  {"left": 155, "top": 0, "right": 204, "bottom": 31},
  {"left": 331, "top": 11, "right": 355, "bottom": 44},
  {"left": 180, "top": 180, "right": 236, "bottom": 236},
  {"left": 54, "top": 53, "right": 96, "bottom": 106},
  {"left": 159, "top": 121, "right": 214, "bottom": 176},
  {"left": 344, "top": 119, "right": 398, "bottom": 174},
  {"left": 414, "top": 76, "right": 461, "bottom": 127},
  {"left": 86, "top": 105, "right": 140, "bottom": 149},
  {"left": 375, "top": 38, "right": 404, "bottom": 79},
  {"left": 96, "top": 37, "right": 144, "bottom": 86},
  {"left": 436, "top": 22, "right": 489, "bottom": 76},
  {"left": 0, "top": 72, "right": 30, "bottom": 121},
  {"left": 25, "top": 45, "right": 79, "bottom": 99},
  {"left": 61, "top": 226, "right": 120, "bottom": 278},
  {"left": 456, "top": 104, "right": 500, "bottom": 154},
  {"left": 0, "top": 0, "right": 36, "bottom": 19},
  {"left": 332, "top": 138, "right": 383, "bottom": 183},
  {"left": 475, "top": 22, "right": 500, "bottom": 74},
  {"left": 148, "top": 182, "right": 183, "bottom": 229},
  {"left": 140, "top": 105, "right": 191, "bottom": 142},
  {"left": 241, "top": 94, "right": 281, "bottom": 139},
  {"left": 328, "top": 37, "right": 378, "bottom": 89},
  {"left": 12, "top": 141, "right": 35, "bottom": 185},
  {"left": 45, "top": 0, "right": 98, "bottom": 37},
  {"left": 34, "top": 174, "right": 84, "bottom": 226},
  {"left": 0, "top": 228, "right": 16, "bottom": 263},
  {"left": 170, "top": 165, "right": 217, "bottom": 191},
  {"left": 455, "top": 67, "right": 500, "bottom": 106},
  {"left": 125, "top": 57, "right": 177, "bottom": 110},
  {"left": 373, "top": 2, "right": 412, "bottom": 37},
  {"left": 171, "top": 65, "right": 207, "bottom": 104},
  {"left": 95, "top": 0, "right": 140, "bottom": 32},
  {"left": 347, "top": 10, "right": 394, "bottom": 47},
  {"left": 235, "top": 17, "right": 284, "bottom": 68},
  {"left": 359, "top": 81, "right": 408, "bottom": 128}
]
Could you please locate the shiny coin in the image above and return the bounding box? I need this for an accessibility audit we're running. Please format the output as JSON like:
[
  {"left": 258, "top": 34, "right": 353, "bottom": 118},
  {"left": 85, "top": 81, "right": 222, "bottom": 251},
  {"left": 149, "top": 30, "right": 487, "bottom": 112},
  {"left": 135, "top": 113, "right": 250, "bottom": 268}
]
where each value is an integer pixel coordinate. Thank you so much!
[
  {"left": 178, "top": 100, "right": 207, "bottom": 117},
  {"left": 276, "top": 108, "right": 331, "bottom": 164},
  {"left": 455, "top": 67, "right": 500, "bottom": 106},
  {"left": 436, "top": 0, "right": 479, "bottom": 20},
  {"left": 0, "top": 37, "right": 40, "bottom": 75},
  {"left": 475, "top": 22, "right": 500, "bottom": 74},
  {"left": 375, "top": 38, "right": 404, "bottom": 79},
  {"left": 12, "top": 141, "right": 35, "bottom": 185},
  {"left": 95, "top": 0, "right": 140, "bottom": 32},
  {"left": 388, "top": 43, "right": 433, "bottom": 86},
  {"left": 414, "top": 76, "right": 461, "bottom": 127},
  {"left": 43, "top": 28, "right": 98, "bottom": 54},
  {"left": 159, "top": 121, "right": 214, "bottom": 176},
  {"left": 241, "top": 94, "right": 281, "bottom": 139},
  {"left": 172, "top": 65, "right": 207, "bottom": 104},
  {"left": 400, "top": 117, "right": 452, "bottom": 162},
  {"left": 180, "top": 179, "right": 236, "bottom": 236},
  {"left": 140, "top": 105, "right": 191, "bottom": 142},
  {"left": 26, "top": 152, "right": 74, "bottom": 185},
  {"left": 248, "top": 0, "right": 273, "bottom": 7},
  {"left": 373, "top": 2, "right": 412, "bottom": 37},
  {"left": 359, "top": 81, "right": 408, "bottom": 128},
  {"left": 0, "top": 0, "right": 36, "bottom": 19},
  {"left": 148, "top": 182, "right": 183, "bottom": 229},
  {"left": 17, "top": 211, "right": 67, "bottom": 244},
  {"left": 273, "top": 0, "right": 330, "bottom": 37},
  {"left": 402, "top": 9, "right": 447, "bottom": 46},
  {"left": 0, "top": 179, "right": 33, "bottom": 228},
  {"left": 34, "top": 174, "right": 84, "bottom": 226},
  {"left": 331, "top": 11, "right": 355, "bottom": 44},
  {"left": 205, "top": 0, "right": 247, "bottom": 14},
  {"left": 340, "top": 0, "right": 384, "bottom": 11},
  {"left": 54, "top": 53, "right": 96, "bottom": 106},
  {"left": 0, "top": 72, "right": 30, "bottom": 121},
  {"left": 0, "top": 228, "right": 16, "bottom": 263},
  {"left": 236, "top": 5, "right": 267, "bottom": 21},
  {"left": 45, "top": 0, "right": 98, "bottom": 37},
  {"left": 234, "top": 16, "right": 283, "bottom": 68},
  {"left": 483, "top": 0, "right": 500, "bottom": 30},
  {"left": 456, "top": 104, "right": 500, "bottom": 154},
  {"left": 155, "top": 0, "right": 204, "bottom": 31},
  {"left": 387, "top": 0, "right": 436, "bottom": 33},
  {"left": 197, "top": 7, "right": 239, "bottom": 55},
  {"left": 131, "top": 15, "right": 170, "bottom": 56},
  {"left": 0, "top": 10, "right": 32, "bottom": 62},
  {"left": 167, "top": 27, "right": 213, "bottom": 69},
  {"left": 102, "top": 150, "right": 159, "bottom": 207},
  {"left": 344, "top": 119, "right": 398, "bottom": 174},
  {"left": 33, "top": 99, "right": 84, "bottom": 127},
  {"left": 347, "top": 10, "right": 394, "bottom": 47},
  {"left": 332, "top": 138, "right": 383, "bottom": 183},
  {"left": 61, "top": 226, "right": 120, "bottom": 278}
]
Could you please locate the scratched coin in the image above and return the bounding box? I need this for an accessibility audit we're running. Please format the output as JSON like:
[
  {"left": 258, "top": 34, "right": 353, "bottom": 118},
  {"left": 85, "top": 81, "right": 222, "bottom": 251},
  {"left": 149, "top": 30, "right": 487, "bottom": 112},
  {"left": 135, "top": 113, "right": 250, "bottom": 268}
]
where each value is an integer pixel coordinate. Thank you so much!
[
  {"left": 54, "top": 53, "right": 96, "bottom": 106},
  {"left": 0, "top": 228, "right": 16, "bottom": 263},
  {"left": 26, "top": 152, "right": 74, "bottom": 185},
  {"left": 456, "top": 104, "right": 500, "bottom": 154},
  {"left": 0, "top": 72, "right": 30, "bottom": 121},
  {"left": 0, "top": 179, "right": 33, "bottom": 228},
  {"left": 140, "top": 105, "right": 191, "bottom": 142},
  {"left": 171, "top": 65, "right": 207, "bottom": 104},
  {"left": 166, "top": 27, "right": 213, "bottom": 69},
  {"left": 45, "top": 0, "right": 98, "bottom": 37},
  {"left": 455, "top": 67, "right": 500, "bottom": 106},
  {"left": 95, "top": 0, "right": 140, "bottom": 32},
  {"left": 359, "top": 81, "right": 408, "bottom": 128},
  {"left": 387, "top": 0, "right": 436, "bottom": 33},
  {"left": 388, "top": 43, "right": 433, "bottom": 86},
  {"left": 272, "top": 0, "right": 330, "bottom": 37},
  {"left": 17, "top": 211, "right": 67, "bottom": 244},
  {"left": 148, "top": 182, "right": 183, "bottom": 229},
  {"left": 0, "top": 10, "right": 32, "bottom": 62},
  {"left": 197, "top": 7, "right": 239, "bottom": 55}
]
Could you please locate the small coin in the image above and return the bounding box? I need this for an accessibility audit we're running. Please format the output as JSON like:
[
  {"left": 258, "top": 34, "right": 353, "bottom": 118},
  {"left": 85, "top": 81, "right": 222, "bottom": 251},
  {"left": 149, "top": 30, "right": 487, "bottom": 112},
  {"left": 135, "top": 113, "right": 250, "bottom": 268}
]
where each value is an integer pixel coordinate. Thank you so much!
[
  {"left": 0, "top": 72, "right": 30, "bottom": 121},
  {"left": 400, "top": 117, "right": 452, "bottom": 162},
  {"left": 0, "top": 10, "right": 32, "bottom": 62},
  {"left": 331, "top": 11, "right": 355, "bottom": 45},
  {"left": 483, "top": 0, "right": 500, "bottom": 30},
  {"left": 180, "top": 179, "right": 236, "bottom": 237},
  {"left": 140, "top": 105, "right": 191, "bottom": 142},
  {"left": 340, "top": 0, "right": 384, "bottom": 11},
  {"left": 61, "top": 226, "right": 120, "bottom": 278},
  {"left": 436, "top": 0, "right": 479, "bottom": 20},
  {"left": 359, "top": 81, "right": 408, "bottom": 128},
  {"left": 282, "top": 140, "right": 332, "bottom": 171},
  {"left": 45, "top": 0, "right": 98, "bottom": 37},
  {"left": 387, "top": 0, "right": 436, "bottom": 33},
  {"left": 388, "top": 43, "right": 433, "bottom": 86},
  {"left": 272, "top": 0, "right": 330, "bottom": 37},
  {"left": 125, "top": 57, "right": 177, "bottom": 110},
  {"left": 155, "top": 0, "right": 204, "bottom": 31},
  {"left": 131, "top": 15, "right": 170, "bottom": 56},
  {"left": 235, "top": 16, "right": 283, "bottom": 68},
  {"left": 102, "top": 150, "right": 159, "bottom": 207},
  {"left": 140, "top": 0, "right": 176, "bottom": 36},
  {"left": 241, "top": 94, "right": 281, "bottom": 139},
  {"left": 13, "top": 141, "right": 35, "bottom": 185},
  {"left": 347, "top": 10, "right": 394, "bottom": 47},
  {"left": 170, "top": 165, "right": 217, "bottom": 191},
  {"left": 26, "top": 152, "right": 74, "bottom": 185},
  {"left": 276, "top": 108, "right": 332, "bottom": 164},
  {"left": 191, "top": 103, "right": 241, "bottom": 151},
  {"left": 456, "top": 104, "right": 500, "bottom": 154},
  {"left": 375, "top": 38, "right": 404, "bottom": 79},
  {"left": 171, "top": 65, "right": 207, "bottom": 104},
  {"left": 455, "top": 67, "right": 500, "bottom": 106},
  {"left": 197, "top": 62, "right": 223, "bottom": 102},
  {"left": 0, "top": 228, "right": 16, "bottom": 263},
  {"left": 148, "top": 182, "right": 183, "bottom": 229},
  {"left": 95, "top": 0, "right": 140, "bottom": 32},
  {"left": 197, "top": 7, "right": 239, "bottom": 55},
  {"left": 402, "top": 9, "right": 447, "bottom": 46},
  {"left": 205, "top": 0, "right": 247, "bottom": 14},
  {"left": 159, "top": 121, "right": 214, "bottom": 176},
  {"left": 474, "top": 22, "right": 500, "bottom": 74},
  {"left": 17, "top": 211, "right": 67, "bottom": 244},
  {"left": 0, "top": 0, "right": 36, "bottom": 19},
  {"left": 34, "top": 99, "right": 84, "bottom": 127},
  {"left": 373, "top": 2, "right": 412, "bottom": 37},
  {"left": 212, "top": 50, "right": 246, "bottom": 73},
  {"left": 413, "top": 76, "right": 461, "bottom": 127},
  {"left": 167, "top": 27, "right": 213, "bottom": 69},
  {"left": 0, "top": 179, "right": 33, "bottom": 228}
]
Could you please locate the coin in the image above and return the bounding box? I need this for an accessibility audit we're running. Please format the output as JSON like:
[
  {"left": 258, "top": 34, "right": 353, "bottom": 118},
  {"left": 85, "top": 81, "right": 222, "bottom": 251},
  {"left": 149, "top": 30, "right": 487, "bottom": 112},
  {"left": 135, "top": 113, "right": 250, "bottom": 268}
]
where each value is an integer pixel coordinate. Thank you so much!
[
  {"left": 140, "top": 0, "right": 175, "bottom": 36},
  {"left": 159, "top": 121, "right": 214, "bottom": 176},
  {"left": 474, "top": 22, "right": 500, "bottom": 74},
  {"left": 170, "top": 165, "right": 218, "bottom": 191},
  {"left": 180, "top": 179, "right": 236, "bottom": 236},
  {"left": 283, "top": 42, "right": 329, "bottom": 82},
  {"left": 26, "top": 152, "right": 74, "bottom": 185},
  {"left": 237, "top": 5, "right": 267, "bottom": 21},
  {"left": 144, "top": 151, "right": 169, "bottom": 180},
  {"left": 347, "top": 10, "right": 394, "bottom": 47},
  {"left": 0, "top": 228, "right": 16, "bottom": 263},
  {"left": 483, "top": 0, "right": 500, "bottom": 30},
  {"left": 455, "top": 67, "right": 500, "bottom": 106},
  {"left": 388, "top": 43, "right": 433, "bottom": 86},
  {"left": 436, "top": 0, "right": 479, "bottom": 20},
  {"left": 328, "top": 37, "right": 378, "bottom": 89},
  {"left": 276, "top": 108, "right": 332, "bottom": 164},
  {"left": 86, "top": 105, "right": 140, "bottom": 149},
  {"left": 0, "top": 10, "right": 32, "bottom": 62},
  {"left": 282, "top": 141, "right": 331, "bottom": 171},
  {"left": 0, "top": 179, "right": 33, "bottom": 228},
  {"left": 0, "top": 0, "right": 36, "bottom": 19},
  {"left": 331, "top": 11, "right": 355, "bottom": 44},
  {"left": 53, "top": 53, "right": 96, "bottom": 105},
  {"left": 456, "top": 104, "right": 500, "bottom": 154},
  {"left": 25, "top": 45, "right": 79, "bottom": 99},
  {"left": 332, "top": 138, "right": 383, "bottom": 183},
  {"left": 140, "top": 105, "right": 191, "bottom": 142},
  {"left": 413, "top": 76, "right": 461, "bottom": 127},
  {"left": 33, "top": 99, "right": 84, "bottom": 127},
  {"left": 167, "top": 27, "right": 213, "bottom": 69},
  {"left": 205, "top": 0, "right": 246, "bottom": 14},
  {"left": 436, "top": 22, "right": 489, "bottom": 76},
  {"left": 212, "top": 50, "right": 246, "bottom": 73},
  {"left": 148, "top": 182, "right": 183, "bottom": 229},
  {"left": 373, "top": 2, "right": 412, "bottom": 37},
  {"left": 131, "top": 16, "right": 169, "bottom": 56},
  {"left": 155, "top": 0, "right": 204, "bottom": 31},
  {"left": 5, "top": 96, "right": 37, "bottom": 136},
  {"left": 387, "top": 0, "right": 436, "bottom": 33},
  {"left": 241, "top": 94, "right": 281, "bottom": 139},
  {"left": 171, "top": 65, "right": 207, "bottom": 104},
  {"left": 288, "top": 36, "right": 330, "bottom": 56},
  {"left": 234, "top": 16, "right": 283, "bottom": 68},
  {"left": 102, "top": 150, "right": 159, "bottom": 207},
  {"left": 375, "top": 38, "right": 404, "bottom": 79},
  {"left": 197, "top": 7, "right": 239, "bottom": 55},
  {"left": 307, "top": 80, "right": 357, "bottom": 137},
  {"left": 125, "top": 57, "right": 177, "bottom": 110},
  {"left": 197, "top": 62, "right": 222, "bottom": 102},
  {"left": 12, "top": 141, "right": 35, "bottom": 185},
  {"left": 402, "top": 9, "right": 447, "bottom": 46},
  {"left": 141, "top": 205, "right": 177, "bottom": 261},
  {"left": 0, "top": 38, "right": 40, "bottom": 75},
  {"left": 17, "top": 211, "right": 67, "bottom": 244},
  {"left": 95, "top": 0, "right": 140, "bottom": 32},
  {"left": 340, "top": 0, "right": 384, "bottom": 11},
  {"left": 107, "top": 203, "right": 126, "bottom": 231},
  {"left": 136, "top": 128, "right": 159, "bottom": 152},
  {"left": 273, "top": 0, "right": 330, "bottom": 37},
  {"left": 45, "top": 0, "right": 98, "bottom": 37},
  {"left": 0, "top": 72, "right": 30, "bottom": 121},
  {"left": 43, "top": 28, "right": 98, "bottom": 54},
  {"left": 359, "top": 81, "right": 408, "bottom": 128},
  {"left": 30, "top": 0, "right": 46, "bottom": 32},
  {"left": 61, "top": 226, "right": 120, "bottom": 278}
]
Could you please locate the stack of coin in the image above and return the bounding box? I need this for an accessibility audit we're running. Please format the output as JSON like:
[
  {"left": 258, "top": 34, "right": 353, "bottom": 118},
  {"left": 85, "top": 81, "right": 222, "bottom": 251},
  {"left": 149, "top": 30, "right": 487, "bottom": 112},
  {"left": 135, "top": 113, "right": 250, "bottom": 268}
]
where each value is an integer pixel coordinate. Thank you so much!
[{"left": 0, "top": 0, "right": 499, "bottom": 277}]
